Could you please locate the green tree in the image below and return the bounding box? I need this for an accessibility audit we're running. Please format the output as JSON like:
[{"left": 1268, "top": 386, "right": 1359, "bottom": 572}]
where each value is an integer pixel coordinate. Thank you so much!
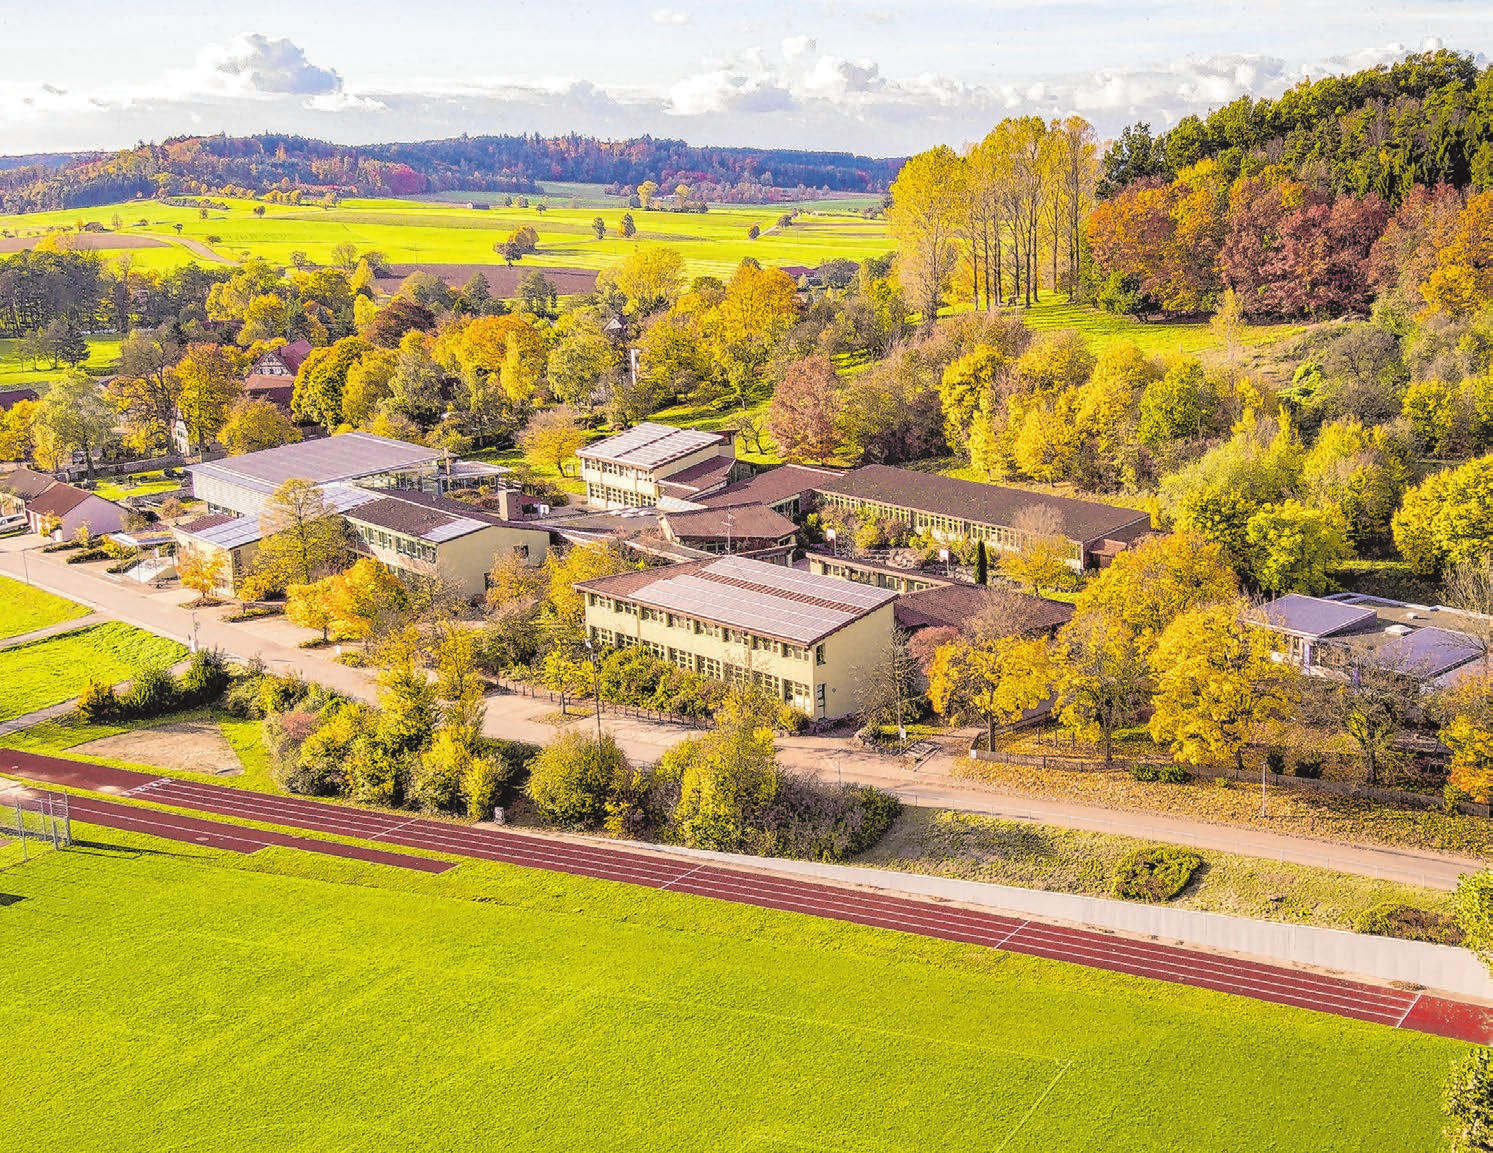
[
  {"left": 1137, "top": 360, "right": 1205, "bottom": 450},
  {"left": 1442, "top": 1045, "right": 1493, "bottom": 1151},
  {"left": 1244, "top": 500, "right": 1352, "bottom": 595},
  {"left": 669, "top": 691, "right": 782, "bottom": 851},
  {"left": 292, "top": 337, "right": 370, "bottom": 426},
  {"left": 38, "top": 369, "right": 114, "bottom": 480},
  {"left": 1392, "top": 454, "right": 1493, "bottom": 574},
  {"left": 528, "top": 730, "right": 629, "bottom": 828}
]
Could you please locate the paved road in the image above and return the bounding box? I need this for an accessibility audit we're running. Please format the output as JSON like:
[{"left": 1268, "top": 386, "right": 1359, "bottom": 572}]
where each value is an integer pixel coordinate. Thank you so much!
[
  {"left": 2, "top": 535, "right": 1484, "bottom": 891},
  {"left": 8, "top": 749, "right": 1489, "bottom": 1043}
]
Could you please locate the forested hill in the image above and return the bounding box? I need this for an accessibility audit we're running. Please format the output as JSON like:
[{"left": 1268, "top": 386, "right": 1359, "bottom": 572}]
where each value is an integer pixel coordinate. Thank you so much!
[
  {"left": 1100, "top": 49, "right": 1493, "bottom": 202},
  {"left": 0, "top": 133, "right": 904, "bottom": 214}
]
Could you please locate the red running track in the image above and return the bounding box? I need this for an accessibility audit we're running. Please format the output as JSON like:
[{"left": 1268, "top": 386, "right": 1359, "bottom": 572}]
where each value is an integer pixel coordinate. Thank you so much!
[{"left": 5, "top": 750, "right": 1490, "bottom": 1043}]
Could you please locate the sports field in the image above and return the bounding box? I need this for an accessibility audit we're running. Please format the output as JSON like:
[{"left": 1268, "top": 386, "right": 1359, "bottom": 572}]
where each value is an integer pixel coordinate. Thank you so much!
[{"left": 0, "top": 827, "right": 1462, "bottom": 1152}]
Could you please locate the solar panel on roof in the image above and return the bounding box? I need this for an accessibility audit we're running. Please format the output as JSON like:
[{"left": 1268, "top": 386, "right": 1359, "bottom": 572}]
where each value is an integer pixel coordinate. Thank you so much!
[
  {"left": 1374, "top": 627, "right": 1485, "bottom": 677},
  {"left": 702, "top": 555, "right": 896, "bottom": 612},
  {"left": 1259, "top": 594, "right": 1378, "bottom": 638},
  {"left": 636, "top": 574, "right": 858, "bottom": 645},
  {"left": 579, "top": 422, "right": 722, "bottom": 468}
]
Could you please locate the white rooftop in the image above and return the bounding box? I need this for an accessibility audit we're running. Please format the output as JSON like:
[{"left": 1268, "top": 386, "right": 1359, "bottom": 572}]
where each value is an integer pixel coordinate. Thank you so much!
[
  {"left": 189, "top": 433, "right": 441, "bottom": 493},
  {"left": 577, "top": 422, "right": 724, "bottom": 470}
]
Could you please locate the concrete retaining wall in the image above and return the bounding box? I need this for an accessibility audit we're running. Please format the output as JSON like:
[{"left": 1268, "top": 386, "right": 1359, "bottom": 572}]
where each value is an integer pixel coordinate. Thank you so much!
[{"left": 623, "top": 840, "right": 1493, "bottom": 1001}]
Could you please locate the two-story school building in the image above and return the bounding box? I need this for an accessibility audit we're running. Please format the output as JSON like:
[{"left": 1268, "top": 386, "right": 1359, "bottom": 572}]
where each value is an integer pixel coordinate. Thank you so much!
[{"left": 576, "top": 554, "right": 897, "bottom": 719}]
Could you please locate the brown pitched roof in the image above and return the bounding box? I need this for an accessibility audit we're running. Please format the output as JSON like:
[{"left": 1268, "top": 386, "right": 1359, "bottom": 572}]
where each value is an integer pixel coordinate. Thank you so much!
[
  {"left": 278, "top": 340, "right": 313, "bottom": 374},
  {"left": 698, "top": 464, "right": 843, "bottom": 510},
  {"left": 0, "top": 388, "right": 40, "bottom": 410},
  {"left": 346, "top": 489, "right": 552, "bottom": 542},
  {"left": 26, "top": 483, "right": 95, "bottom": 517},
  {"left": 2, "top": 465, "right": 59, "bottom": 502},
  {"left": 243, "top": 375, "right": 295, "bottom": 410},
  {"left": 894, "top": 584, "right": 1074, "bottom": 633},
  {"left": 661, "top": 503, "right": 797, "bottom": 542},
  {"left": 818, "top": 465, "right": 1151, "bottom": 544}
]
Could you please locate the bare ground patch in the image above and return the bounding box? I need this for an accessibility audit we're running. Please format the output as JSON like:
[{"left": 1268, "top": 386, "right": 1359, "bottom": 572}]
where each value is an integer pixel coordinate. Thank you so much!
[{"left": 72, "top": 720, "right": 243, "bottom": 776}]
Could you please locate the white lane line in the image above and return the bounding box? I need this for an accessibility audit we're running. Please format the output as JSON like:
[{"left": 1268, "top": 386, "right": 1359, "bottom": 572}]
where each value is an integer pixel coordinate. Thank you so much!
[{"left": 1397, "top": 994, "right": 1423, "bottom": 1028}]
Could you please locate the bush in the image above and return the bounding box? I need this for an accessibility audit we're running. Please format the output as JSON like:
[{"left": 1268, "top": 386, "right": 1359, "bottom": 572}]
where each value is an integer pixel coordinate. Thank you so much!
[
  {"left": 1444, "top": 1046, "right": 1493, "bottom": 1153},
  {"left": 775, "top": 704, "right": 811, "bottom": 734},
  {"left": 1455, "top": 871, "right": 1493, "bottom": 972},
  {"left": 1294, "top": 756, "right": 1324, "bottom": 779},
  {"left": 1354, "top": 902, "right": 1464, "bottom": 946},
  {"left": 65, "top": 547, "right": 112, "bottom": 564},
  {"left": 1266, "top": 750, "right": 1287, "bottom": 776},
  {"left": 176, "top": 649, "right": 230, "bottom": 707},
  {"left": 74, "top": 679, "right": 120, "bottom": 723},
  {"left": 120, "top": 666, "right": 178, "bottom": 718},
  {"left": 527, "top": 731, "right": 629, "bottom": 829},
  {"left": 1130, "top": 763, "right": 1192, "bottom": 784},
  {"left": 1111, "top": 846, "right": 1203, "bottom": 902}
]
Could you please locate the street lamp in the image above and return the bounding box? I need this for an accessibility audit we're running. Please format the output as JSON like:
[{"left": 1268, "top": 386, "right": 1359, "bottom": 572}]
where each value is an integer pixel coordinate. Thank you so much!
[
  {"left": 826, "top": 527, "right": 837, "bottom": 557},
  {"left": 583, "top": 638, "right": 602, "bottom": 740}
]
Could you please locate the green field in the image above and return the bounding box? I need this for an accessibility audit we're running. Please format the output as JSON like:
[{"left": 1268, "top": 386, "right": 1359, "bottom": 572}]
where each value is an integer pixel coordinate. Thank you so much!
[
  {"left": 0, "top": 621, "right": 185, "bottom": 720},
  {"left": 0, "top": 334, "right": 122, "bottom": 389},
  {"left": 91, "top": 471, "right": 182, "bottom": 502},
  {"left": 0, "top": 196, "right": 893, "bottom": 282},
  {"left": 0, "top": 826, "right": 1461, "bottom": 1152},
  {"left": 0, "top": 574, "right": 89, "bottom": 641},
  {"left": 1010, "top": 299, "right": 1307, "bottom": 360}
]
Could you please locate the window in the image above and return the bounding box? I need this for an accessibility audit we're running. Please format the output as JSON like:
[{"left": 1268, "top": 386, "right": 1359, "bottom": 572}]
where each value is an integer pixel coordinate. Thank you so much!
[
  {"left": 785, "top": 680, "right": 811, "bottom": 708},
  {"left": 696, "top": 656, "right": 721, "bottom": 679},
  {"left": 815, "top": 645, "right": 826, "bottom": 666},
  {"left": 644, "top": 640, "right": 666, "bottom": 659},
  {"left": 780, "top": 643, "right": 807, "bottom": 661}
]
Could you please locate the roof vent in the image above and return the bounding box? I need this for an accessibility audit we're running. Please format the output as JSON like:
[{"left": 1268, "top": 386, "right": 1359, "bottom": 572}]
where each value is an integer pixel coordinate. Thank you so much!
[
  {"left": 1384, "top": 624, "right": 1412, "bottom": 636},
  {"left": 1405, "top": 611, "right": 1420, "bottom": 620}
]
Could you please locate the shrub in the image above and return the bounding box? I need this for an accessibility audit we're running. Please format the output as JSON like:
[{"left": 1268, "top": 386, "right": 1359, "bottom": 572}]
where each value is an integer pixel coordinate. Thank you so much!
[
  {"left": 1444, "top": 1046, "right": 1493, "bottom": 1153},
  {"left": 65, "top": 547, "right": 112, "bottom": 564},
  {"left": 1130, "top": 763, "right": 1192, "bottom": 784},
  {"left": 120, "top": 666, "right": 178, "bottom": 718},
  {"left": 1455, "top": 871, "right": 1493, "bottom": 972},
  {"left": 1111, "top": 846, "right": 1203, "bottom": 902},
  {"left": 527, "top": 731, "right": 629, "bottom": 829},
  {"left": 175, "top": 649, "right": 230, "bottom": 707},
  {"left": 74, "top": 679, "right": 120, "bottom": 723},
  {"left": 754, "top": 781, "right": 901, "bottom": 862},
  {"left": 1266, "top": 750, "right": 1287, "bottom": 776},
  {"left": 1295, "top": 756, "right": 1324, "bottom": 779},
  {"left": 775, "top": 704, "right": 811, "bottom": 734},
  {"left": 1354, "top": 902, "right": 1463, "bottom": 946}
]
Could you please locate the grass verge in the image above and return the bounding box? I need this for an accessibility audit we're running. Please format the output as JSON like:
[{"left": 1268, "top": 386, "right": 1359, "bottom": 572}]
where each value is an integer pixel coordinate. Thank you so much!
[
  {"left": 0, "top": 573, "right": 89, "bottom": 642},
  {"left": 0, "top": 622, "right": 186, "bottom": 721}
]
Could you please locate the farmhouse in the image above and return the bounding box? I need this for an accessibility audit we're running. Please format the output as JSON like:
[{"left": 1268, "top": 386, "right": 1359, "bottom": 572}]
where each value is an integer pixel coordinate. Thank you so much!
[
  {"left": 578, "top": 554, "right": 897, "bottom": 719},
  {"left": 578, "top": 422, "right": 751, "bottom": 510},
  {"left": 814, "top": 465, "right": 1153, "bottom": 570},
  {"left": 0, "top": 465, "right": 60, "bottom": 518}
]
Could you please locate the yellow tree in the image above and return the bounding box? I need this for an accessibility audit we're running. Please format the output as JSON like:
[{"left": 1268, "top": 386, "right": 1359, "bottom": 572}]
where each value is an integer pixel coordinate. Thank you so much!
[
  {"left": 1148, "top": 600, "right": 1298, "bottom": 771},
  {"left": 1001, "top": 504, "right": 1072, "bottom": 594},
  {"left": 1443, "top": 674, "right": 1493, "bottom": 802},
  {"left": 0, "top": 398, "right": 39, "bottom": 462},
  {"left": 543, "top": 544, "right": 633, "bottom": 634},
  {"left": 220, "top": 396, "right": 300, "bottom": 456},
  {"left": 486, "top": 548, "right": 548, "bottom": 608},
  {"left": 710, "top": 261, "right": 799, "bottom": 406},
  {"left": 325, "top": 558, "right": 408, "bottom": 648},
  {"left": 1422, "top": 191, "right": 1493, "bottom": 317},
  {"left": 177, "top": 544, "right": 228, "bottom": 603},
  {"left": 286, "top": 577, "right": 337, "bottom": 642},
  {"left": 927, "top": 634, "right": 1053, "bottom": 750},
  {"left": 249, "top": 479, "right": 352, "bottom": 595},
  {"left": 174, "top": 342, "right": 243, "bottom": 450},
  {"left": 604, "top": 245, "right": 685, "bottom": 315},
  {"left": 887, "top": 144, "right": 966, "bottom": 329},
  {"left": 1053, "top": 607, "right": 1149, "bottom": 764},
  {"left": 517, "top": 408, "right": 587, "bottom": 476},
  {"left": 1075, "top": 530, "right": 1236, "bottom": 654}
]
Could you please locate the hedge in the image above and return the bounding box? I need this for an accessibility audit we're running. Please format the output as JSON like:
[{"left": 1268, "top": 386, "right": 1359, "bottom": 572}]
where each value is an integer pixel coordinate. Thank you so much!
[{"left": 1354, "top": 902, "right": 1464, "bottom": 946}]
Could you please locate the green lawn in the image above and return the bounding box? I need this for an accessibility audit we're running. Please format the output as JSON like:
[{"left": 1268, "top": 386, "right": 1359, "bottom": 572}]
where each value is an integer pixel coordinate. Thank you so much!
[
  {"left": 0, "top": 574, "right": 89, "bottom": 641},
  {"left": 0, "top": 621, "right": 185, "bottom": 720},
  {"left": 1013, "top": 299, "right": 1307, "bottom": 360},
  {"left": 91, "top": 471, "right": 182, "bottom": 502},
  {"left": 0, "top": 333, "right": 122, "bottom": 390},
  {"left": 0, "top": 827, "right": 1461, "bottom": 1152}
]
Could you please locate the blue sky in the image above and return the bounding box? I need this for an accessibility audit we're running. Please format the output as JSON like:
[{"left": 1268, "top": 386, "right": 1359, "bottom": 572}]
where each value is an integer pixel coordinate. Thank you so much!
[{"left": 0, "top": 1, "right": 1486, "bottom": 155}]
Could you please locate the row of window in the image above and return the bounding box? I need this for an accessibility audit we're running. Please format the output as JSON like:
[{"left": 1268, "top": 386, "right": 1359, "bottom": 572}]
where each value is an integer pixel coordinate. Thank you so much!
[
  {"left": 820, "top": 494, "right": 1084, "bottom": 562},
  {"left": 586, "top": 629, "right": 806, "bottom": 692},
  {"left": 591, "top": 595, "right": 819, "bottom": 662},
  {"left": 588, "top": 461, "right": 643, "bottom": 480},
  {"left": 586, "top": 483, "right": 652, "bottom": 508},
  {"left": 354, "top": 524, "right": 436, "bottom": 565}
]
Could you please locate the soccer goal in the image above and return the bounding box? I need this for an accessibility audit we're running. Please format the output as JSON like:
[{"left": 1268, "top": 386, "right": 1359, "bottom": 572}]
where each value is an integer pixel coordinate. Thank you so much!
[{"left": 0, "top": 787, "right": 71, "bottom": 857}]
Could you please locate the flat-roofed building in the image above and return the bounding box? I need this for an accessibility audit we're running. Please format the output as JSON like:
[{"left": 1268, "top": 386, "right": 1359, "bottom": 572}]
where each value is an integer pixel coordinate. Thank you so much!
[
  {"left": 344, "top": 490, "right": 553, "bottom": 598},
  {"left": 187, "top": 432, "right": 444, "bottom": 519},
  {"left": 578, "top": 422, "right": 750, "bottom": 510},
  {"left": 578, "top": 554, "right": 897, "bottom": 719},
  {"left": 173, "top": 513, "right": 264, "bottom": 596},
  {"left": 1255, "top": 592, "right": 1489, "bottom": 686},
  {"left": 815, "top": 464, "right": 1153, "bottom": 570}
]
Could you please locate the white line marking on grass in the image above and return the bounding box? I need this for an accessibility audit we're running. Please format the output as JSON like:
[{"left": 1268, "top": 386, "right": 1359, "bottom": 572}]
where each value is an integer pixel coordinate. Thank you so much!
[
  {"left": 1396, "top": 994, "right": 1422, "bottom": 1028},
  {"left": 995, "top": 1058, "right": 1075, "bottom": 1153}
]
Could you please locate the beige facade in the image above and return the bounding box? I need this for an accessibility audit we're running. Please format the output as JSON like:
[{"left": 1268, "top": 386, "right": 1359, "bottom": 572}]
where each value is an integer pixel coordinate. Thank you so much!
[
  {"left": 578, "top": 423, "right": 739, "bottom": 510},
  {"left": 351, "top": 521, "right": 547, "bottom": 598},
  {"left": 578, "top": 556, "right": 897, "bottom": 720}
]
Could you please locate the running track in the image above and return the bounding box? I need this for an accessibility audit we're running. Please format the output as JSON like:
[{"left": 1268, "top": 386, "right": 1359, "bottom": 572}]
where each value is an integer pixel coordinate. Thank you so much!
[{"left": 5, "top": 750, "right": 1491, "bottom": 1044}]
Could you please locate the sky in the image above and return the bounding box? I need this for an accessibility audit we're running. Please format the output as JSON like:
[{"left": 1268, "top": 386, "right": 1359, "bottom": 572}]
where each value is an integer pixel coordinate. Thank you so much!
[{"left": 0, "top": 2, "right": 1487, "bottom": 157}]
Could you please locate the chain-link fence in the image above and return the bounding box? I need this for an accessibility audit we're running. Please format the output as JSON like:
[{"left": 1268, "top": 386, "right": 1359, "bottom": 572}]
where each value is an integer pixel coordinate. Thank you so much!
[{"left": 0, "top": 788, "right": 71, "bottom": 857}]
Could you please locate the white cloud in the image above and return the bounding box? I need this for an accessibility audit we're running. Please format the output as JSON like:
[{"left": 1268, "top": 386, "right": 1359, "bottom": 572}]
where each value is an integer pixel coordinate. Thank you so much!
[
  {"left": 651, "top": 8, "right": 691, "bottom": 25},
  {"left": 190, "top": 34, "right": 343, "bottom": 97}
]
